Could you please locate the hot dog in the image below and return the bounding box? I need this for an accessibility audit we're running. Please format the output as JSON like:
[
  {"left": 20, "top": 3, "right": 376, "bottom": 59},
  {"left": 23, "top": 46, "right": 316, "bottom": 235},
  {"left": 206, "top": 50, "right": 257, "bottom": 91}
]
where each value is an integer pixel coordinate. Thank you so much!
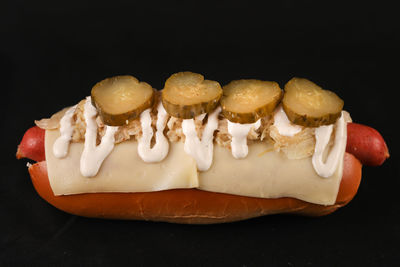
[{"left": 16, "top": 73, "right": 389, "bottom": 224}]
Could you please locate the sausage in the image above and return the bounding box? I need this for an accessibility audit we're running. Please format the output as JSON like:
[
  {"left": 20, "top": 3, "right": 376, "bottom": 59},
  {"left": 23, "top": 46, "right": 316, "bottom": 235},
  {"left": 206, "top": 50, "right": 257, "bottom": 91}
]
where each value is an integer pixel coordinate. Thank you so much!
[
  {"left": 18, "top": 122, "right": 387, "bottom": 167},
  {"left": 28, "top": 152, "right": 361, "bottom": 224},
  {"left": 16, "top": 126, "right": 45, "bottom": 162},
  {"left": 346, "top": 123, "right": 389, "bottom": 166}
]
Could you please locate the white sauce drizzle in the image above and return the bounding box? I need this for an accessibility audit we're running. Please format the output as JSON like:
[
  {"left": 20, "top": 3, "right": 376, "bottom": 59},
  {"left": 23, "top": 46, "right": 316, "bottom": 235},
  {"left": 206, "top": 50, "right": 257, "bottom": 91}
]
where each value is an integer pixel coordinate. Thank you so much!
[
  {"left": 312, "top": 112, "right": 346, "bottom": 178},
  {"left": 273, "top": 105, "right": 302, "bottom": 137},
  {"left": 181, "top": 107, "right": 221, "bottom": 171},
  {"left": 137, "top": 102, "right": 169, "bottom": 163},
  {"left": 227, "top": 119, "right": 261, "bottom": 159},
  {"left": 53, "top": 105, "right": 77, "bottom": 158},
  {"left": 52, "top": 96, "right": 347, "bottom": 179},
  {"left": 80, "top": 97, "right": 118, "bottom": 177}
]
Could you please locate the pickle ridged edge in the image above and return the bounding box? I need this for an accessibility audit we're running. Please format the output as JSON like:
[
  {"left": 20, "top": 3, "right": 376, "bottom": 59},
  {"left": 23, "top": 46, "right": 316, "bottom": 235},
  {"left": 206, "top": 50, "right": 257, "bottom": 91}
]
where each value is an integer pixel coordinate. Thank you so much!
[
  {"left": 92, "top": 92, "right": 155, "bottom": 126},
  {"left": 221, "top": 90, "right": 282, "bottom": 123},
  {"left": 161, "top": 95, "right": 221, "bottom": 119},
  {"left": 282, "top": 102, "right": 342, "bottom": 127}
]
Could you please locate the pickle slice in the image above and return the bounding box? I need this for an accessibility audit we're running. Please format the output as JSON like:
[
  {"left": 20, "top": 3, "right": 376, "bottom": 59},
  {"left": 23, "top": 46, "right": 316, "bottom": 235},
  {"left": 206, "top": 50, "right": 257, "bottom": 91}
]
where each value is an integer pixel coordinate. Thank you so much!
[
  {"left": 282, "top": 77, "right": 344, "bottom": 127},
  {"left": 221, "top": 79, "right": 282, "bottom": 123},
  {"left": 161, "top": 72, "right": 222, "bottom": 119},
  {"left": 91, "top": 75, "right": 154, "bottom": 126}
]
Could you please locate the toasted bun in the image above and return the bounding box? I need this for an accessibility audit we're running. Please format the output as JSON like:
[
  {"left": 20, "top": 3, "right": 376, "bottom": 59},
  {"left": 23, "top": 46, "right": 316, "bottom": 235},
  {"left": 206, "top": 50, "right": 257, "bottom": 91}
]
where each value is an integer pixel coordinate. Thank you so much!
[{"left": 27, "top": 152, "right": 361, "bottom": 224}]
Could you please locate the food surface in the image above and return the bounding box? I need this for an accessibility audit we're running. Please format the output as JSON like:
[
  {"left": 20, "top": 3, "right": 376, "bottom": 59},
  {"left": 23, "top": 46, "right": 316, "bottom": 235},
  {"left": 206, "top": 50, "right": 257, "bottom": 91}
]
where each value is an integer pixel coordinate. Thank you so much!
[
  {"left": 17, "top": 72, "right": 389, "bottom": 223},
  {"left": 161, "top": 72, "right": 222, "bottom": 119},
  {"left": 45, "top": 129, "right": 344, "bottom": 205},
  {"left": 283, "top": 77, "right": 344, "bottom": 127},
  {"left": 38, "top": 73, "right": 348, "bottom": 175},
  {"left": 91, "top": 75, "right": 154, "bottom": 126},
  {"left": 27, "top": 152, "right": 362, "bottom": 224},
  {"left": 221, "top": 79, "right": 282, "bottom": 123}
]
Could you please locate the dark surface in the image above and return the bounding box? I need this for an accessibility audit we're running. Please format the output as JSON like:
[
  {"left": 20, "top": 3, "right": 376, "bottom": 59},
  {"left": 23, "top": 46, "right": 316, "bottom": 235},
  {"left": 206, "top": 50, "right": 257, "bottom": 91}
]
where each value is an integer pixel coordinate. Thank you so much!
[{"left": 1, "top": 0, "right": 399, "bottom": 266}]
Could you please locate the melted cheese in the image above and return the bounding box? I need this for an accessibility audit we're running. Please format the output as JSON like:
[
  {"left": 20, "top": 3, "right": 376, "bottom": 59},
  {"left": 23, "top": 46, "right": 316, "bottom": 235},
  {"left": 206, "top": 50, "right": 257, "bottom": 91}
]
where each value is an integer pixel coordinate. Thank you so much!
[
  {"left": 46, "top": 130, "right": 198, "bottom": 195},
  {"left": 198, "top": 142, "right": 344, "bottom": 205},
  {"left": 45, "top": 128, "right": 345, "bottom": 205}
]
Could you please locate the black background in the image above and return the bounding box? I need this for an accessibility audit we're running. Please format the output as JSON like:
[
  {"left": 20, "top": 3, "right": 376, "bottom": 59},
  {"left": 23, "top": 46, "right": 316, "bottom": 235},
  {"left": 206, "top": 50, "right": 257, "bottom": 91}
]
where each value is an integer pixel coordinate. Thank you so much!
[{"left": 1, "top": 0, "right": 399, "bottom": 266}]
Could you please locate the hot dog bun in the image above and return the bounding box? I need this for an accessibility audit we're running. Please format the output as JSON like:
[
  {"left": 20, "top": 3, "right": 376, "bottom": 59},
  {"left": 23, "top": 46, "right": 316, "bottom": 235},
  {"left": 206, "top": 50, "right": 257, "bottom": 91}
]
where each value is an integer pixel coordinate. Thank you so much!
[{"left": 28, "top": 152, "right": 361, "bottom": 224}]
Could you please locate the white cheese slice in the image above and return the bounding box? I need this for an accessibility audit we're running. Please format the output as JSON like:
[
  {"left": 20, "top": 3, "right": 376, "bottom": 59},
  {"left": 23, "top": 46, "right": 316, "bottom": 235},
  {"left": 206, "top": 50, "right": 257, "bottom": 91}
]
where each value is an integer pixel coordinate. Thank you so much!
[
  {"left": 198, "top": 142, "right": 344, "bottom": 205},
  {"left": 45, "top": 130, "right": 199, "bottom": 195},
  {"left": 45, "top": 130, "right": 344, "bottom": 205}
]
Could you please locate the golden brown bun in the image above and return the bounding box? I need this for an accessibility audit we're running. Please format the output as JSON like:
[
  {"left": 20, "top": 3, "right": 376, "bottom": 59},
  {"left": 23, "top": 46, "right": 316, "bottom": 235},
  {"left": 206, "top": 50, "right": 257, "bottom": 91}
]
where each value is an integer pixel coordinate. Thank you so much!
[{"left": 28, "top": 153, "right": 362, "bottom": 224}]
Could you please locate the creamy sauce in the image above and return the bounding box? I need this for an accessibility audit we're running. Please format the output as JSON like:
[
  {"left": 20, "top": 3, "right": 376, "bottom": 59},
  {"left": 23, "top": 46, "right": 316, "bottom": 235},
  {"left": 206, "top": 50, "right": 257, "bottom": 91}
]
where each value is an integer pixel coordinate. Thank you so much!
[
  {"left": 273, "top": 105, "right": 302, "bottom": 136},
  {"left": 312, "top": 112, "right": 346, "bottom": 178},
  {"left": 51, "top": 96, "right": 348, "bottom": 180},
  {"left": 227, "top": 119, "right": 261, "bottom": 159},
  {"left": 181, "top": 107, "right": 221, "bottom": 171},
  {"left": 137, "top": 102, "right": 169, "bottom": 163},
  {"left": 80, "top": 97, "right": 118, "bottom": 177},
  {"left": 53, "top": 105, "right": 77, "bottom": 158}
]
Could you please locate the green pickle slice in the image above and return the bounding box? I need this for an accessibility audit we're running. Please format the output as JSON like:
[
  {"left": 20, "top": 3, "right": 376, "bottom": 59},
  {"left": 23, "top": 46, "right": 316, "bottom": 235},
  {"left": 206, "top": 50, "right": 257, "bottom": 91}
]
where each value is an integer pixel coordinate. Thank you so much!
[
  {"left": 91, "top": 75, "right": 154, "bottom": 126},
  {"left": 282, "top": 77, "right": 344, "bottom": 127},
  {"left": 221, "top": 79, "right": 282, "bottom": 123},
  {"left": 161, "top": 72, "right": 223, "bottom": 119}
]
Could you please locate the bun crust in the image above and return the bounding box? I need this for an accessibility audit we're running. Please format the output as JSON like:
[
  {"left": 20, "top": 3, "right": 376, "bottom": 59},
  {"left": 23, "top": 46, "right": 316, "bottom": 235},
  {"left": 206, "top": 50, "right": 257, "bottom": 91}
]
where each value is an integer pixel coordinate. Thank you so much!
[{"left": 29, "top": 153, "right": 361, "bottom": 224}]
